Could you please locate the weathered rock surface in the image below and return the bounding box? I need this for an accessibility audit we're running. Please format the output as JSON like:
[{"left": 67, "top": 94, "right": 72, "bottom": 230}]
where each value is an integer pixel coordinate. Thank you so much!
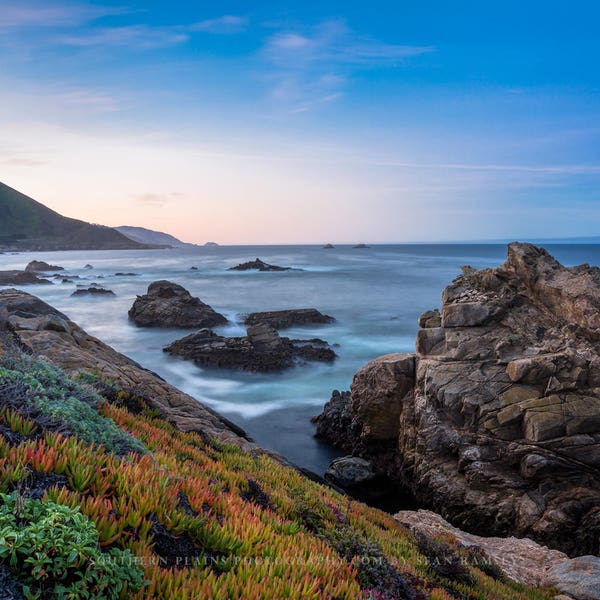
[
  {"left": 0, "top": 271, "right": 52, "bottom": 286},
  {"left": 396, "top": 509, "right": 600, "bottom": 598},
  {"left": 0, "top": 288, "right": 253, "bottom": 450},
  {"left": 71, "top": 288, "right": 115, "bottom": 297},
  {"left": 25, "top": 260, "right": 64, "bottom": 272},
  {"left": 164, "top": 323, "right": 336, "bottom": 372},
  {"left": 128, "top": 281, "right": 227, "bottom": 328},
  {"left": 325, "top": 456, "right": 376, "bottom": 488},
  {"left": 244, "top": 308, "right": 334, "bottom": 329},
  {"left": 228, "top": 258, "right": 299, "bottom": 272},
  {"left": 315, "top": 243, "right": 600, "bottom": 557}
]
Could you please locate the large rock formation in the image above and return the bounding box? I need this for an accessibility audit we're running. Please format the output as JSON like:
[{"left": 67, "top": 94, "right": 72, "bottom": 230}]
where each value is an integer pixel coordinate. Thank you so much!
[
  {"left": 0, "top": 288, "right": 251, "bottom": 450},
  {"left": 314, "top": 243, "right": 600, "bottom": 557},
  {"left": 128, "top": 281, "right": 227, "bottom": 328},
  {"left": 164, "top": 323, "right": 336, "bottom": 373},
  {"left": 244, "top": 308, "right": 334, "bottom": 329}
]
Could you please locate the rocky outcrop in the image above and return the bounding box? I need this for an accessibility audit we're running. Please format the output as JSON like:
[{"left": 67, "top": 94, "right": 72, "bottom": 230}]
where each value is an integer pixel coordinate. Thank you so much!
[
  {"left": 0, "top": 271, "right": 52, "bottom": 286},
  {"left": 314, "top": 243, "right": 600, "bottom": 557},
  {"left": 164, "top": 323, "right": 336, "bottom": 373},
  {"left": 244, "top": 308, "right": 334, "bottom": 329},
  {"left": 71, "top": 288, "right": 115, "bottom": 297},
  {"left": 25, "top": 261, "right": 63, "bottom": 272},
  {"left": 228, "top": 258, "right": 299, "bottom": 272},
  {"left": 395, "top": 509, "right": 600, "bottom": 599},
  {"left": 0, "top": 288, "right": 252, "bottom": 450},
  {"left": 323, "top": 244, "right": 335, "bottom": 249},
  {"left": 128, "top": 281, "right": 227, "bottom": 328}
]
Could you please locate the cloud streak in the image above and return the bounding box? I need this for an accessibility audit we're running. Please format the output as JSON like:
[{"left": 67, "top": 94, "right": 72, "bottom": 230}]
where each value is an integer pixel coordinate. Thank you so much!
[{"left": 260, "top": 19, "right": 433, "bottom": 112}]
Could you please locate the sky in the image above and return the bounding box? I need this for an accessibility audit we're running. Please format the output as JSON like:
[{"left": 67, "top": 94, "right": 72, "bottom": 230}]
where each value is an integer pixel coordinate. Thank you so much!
[{"left": 0, "top": 1, "right": 599, "bottom": 244}]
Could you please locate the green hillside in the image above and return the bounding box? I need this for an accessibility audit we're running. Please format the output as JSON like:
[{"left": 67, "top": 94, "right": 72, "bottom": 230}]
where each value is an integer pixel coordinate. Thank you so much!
[{"left": 0, "top": 182, "right": 151, "bottom": 250}]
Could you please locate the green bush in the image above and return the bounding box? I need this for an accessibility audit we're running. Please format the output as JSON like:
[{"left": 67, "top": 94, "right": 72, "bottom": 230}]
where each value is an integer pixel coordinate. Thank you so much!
[
  {"left": 0, "top": 492, "right": 145, "bottom": 599},
  {"left": 0, "top": 352, "right": 145, "bottom": 456}
]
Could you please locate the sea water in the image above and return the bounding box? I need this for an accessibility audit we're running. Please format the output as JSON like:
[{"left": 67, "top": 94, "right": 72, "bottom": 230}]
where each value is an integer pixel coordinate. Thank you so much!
[{"left": 2, "top": 243, "right": 599, "bottom": 474}]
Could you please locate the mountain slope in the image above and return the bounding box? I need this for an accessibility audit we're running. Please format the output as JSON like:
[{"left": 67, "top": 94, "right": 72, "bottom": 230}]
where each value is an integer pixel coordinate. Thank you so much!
[
  {"left": 0, "top": 182, "right": 152, "bottom": 251},
  {"left": 116, "top": 225, "right": 195, "bottom": 248}
]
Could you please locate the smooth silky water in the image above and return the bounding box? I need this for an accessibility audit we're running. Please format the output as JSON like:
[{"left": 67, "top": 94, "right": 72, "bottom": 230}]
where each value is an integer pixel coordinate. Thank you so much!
[{"left": 2, "top": 243, "right": 599, "bottom": 475}]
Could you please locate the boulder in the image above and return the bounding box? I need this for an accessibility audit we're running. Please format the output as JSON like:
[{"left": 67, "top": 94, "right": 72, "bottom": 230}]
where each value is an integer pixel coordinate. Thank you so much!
[
  {"left": 325, "top": 456, "right": 376, "bottom": 488},
  {"left": 315, "top": 243, "right": 600, "bottom": 557},
  {"left": 228, "top": 258, "right": 300, "bottom": 272},
  {"left": 164, "top": 326, "right": 336, "bottom": 373},
  {"left": 128, "top": 281, "right": 227, "bottom": 328},
  {"left": 24, "top": 260, "right": 63, "bottom": 272},
  {"left": 543, "top": 556, "right": 600, "bottom": 600},
  {"left": 244, "top": 308, "right": 334, "bottom": 329}
]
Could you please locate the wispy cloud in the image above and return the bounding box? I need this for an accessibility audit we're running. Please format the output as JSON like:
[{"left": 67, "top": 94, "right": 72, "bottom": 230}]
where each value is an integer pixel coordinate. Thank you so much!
[
  {"left": 58, "top": 25, "right": 190, "bottom": 48},
  {"left": 56, "top": 14, "right": 247, "bottom": 48},
  {"left": 0, "top": 2, "right": 123, "bottom": 29},
  {"left": 190, "top": 15, "right": 247, "bottom": 34},
  {"left": 260, "top": 20, "right": 433, "bottom": 113}
]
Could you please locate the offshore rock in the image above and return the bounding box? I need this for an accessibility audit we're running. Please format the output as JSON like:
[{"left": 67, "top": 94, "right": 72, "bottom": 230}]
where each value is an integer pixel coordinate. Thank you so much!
[
  {"left": 25, "top": 260, "right": 64, "bottom": 272},
  {"left": 128, "top": 281, "right": 227, "bottom": 328},
  {"left": 0, "top": 271, "right": 52, "bottom": 286},
  {"left": 0, "top": 288, "right": 253, "bottom": 451},
  {"left": 244, "top": 308, "right": 334, "bottom": 329},
  {"left": 164, "top": 324, "right": 336, "bottom": 373},
  {"left": 228, "top": 258, "right": 300, "bottom": 272},
  {"left": 315, "top": 243, "right": 600, "bottom": 557}
]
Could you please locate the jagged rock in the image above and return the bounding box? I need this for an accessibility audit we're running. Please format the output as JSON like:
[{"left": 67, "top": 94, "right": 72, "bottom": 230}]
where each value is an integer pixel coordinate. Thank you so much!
[
  {"left": 164, "top": 325, "right": 336, "bottom": 373},
  {"left": 128, "top": 281, "right": 227, "bottom": 328},
  {"left": 312, "top": 391, "right": 355, "bottom": 453},
  {"left": 71, "top": 288, "right": 116, "bottom": 297},
  {"left": 244, "top": 308, "right": 334, "bottom": 329},
  {"left": 0, "top": 288, "right": 254, "bottom": 450},
  {"left": 228, "top": 258, "right": 300, "bottom": 272},
  {"left": 315, "top": 243, "right": 600, "bottom": 557},
  {"left": 83, "top": 264, "right": 94, "bottom": 269},
  {"left": 418, "top": 309, "right": 441, "bottom": 328},
  {"left": 25, "top": 260, "right": 63, "bottom": 272},
  {"left": 0, "top": 271, "right": 52, "bottom": 285}
]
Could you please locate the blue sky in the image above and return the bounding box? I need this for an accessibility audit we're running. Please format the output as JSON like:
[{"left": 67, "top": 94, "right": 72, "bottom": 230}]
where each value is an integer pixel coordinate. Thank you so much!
[{"left": 0, "top": 1, "right": 599, "bottom": 243}]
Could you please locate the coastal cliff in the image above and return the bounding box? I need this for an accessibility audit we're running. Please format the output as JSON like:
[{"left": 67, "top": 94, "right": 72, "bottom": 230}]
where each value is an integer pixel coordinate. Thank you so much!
[
  {"left": 314, "top": 243, "right": 600, "bottom": 558},
  {"left": 0, "top": 285, "right": 564, "bottom": 599}
]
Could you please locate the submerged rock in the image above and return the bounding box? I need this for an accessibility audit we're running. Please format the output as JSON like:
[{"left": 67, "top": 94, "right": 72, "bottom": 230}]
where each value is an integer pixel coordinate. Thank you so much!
[
  {"left": 244, "top": 308, "right": 334, "bottom": 329},
  {"left": 315, "top": 243, "right": 600, "bottom": 557},
  {"left": 164, "top": 323, "right": 336, "bottom": 373},
  {"left": 25, "top": 260, "right": 63, "bottom": 272},
  {"left": 228, "top": 258, "right": 300, "bottom": 272},
  {"left": 129, "top": 281, "right": 227, "bottom": 328}
]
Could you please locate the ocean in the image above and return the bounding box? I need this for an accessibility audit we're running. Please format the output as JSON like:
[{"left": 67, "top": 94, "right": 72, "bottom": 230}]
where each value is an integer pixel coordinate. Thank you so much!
[{"left": 2, "top": 243, "right": 599, "bottom": 474}]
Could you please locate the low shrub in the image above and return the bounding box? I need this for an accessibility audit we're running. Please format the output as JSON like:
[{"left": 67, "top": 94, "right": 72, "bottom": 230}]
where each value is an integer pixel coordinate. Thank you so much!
[{"left": 0, "top": 491, "right": 145, "bottom": 599}]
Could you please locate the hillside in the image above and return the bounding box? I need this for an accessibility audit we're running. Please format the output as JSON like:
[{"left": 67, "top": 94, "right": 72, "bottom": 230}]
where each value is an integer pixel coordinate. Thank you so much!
[
  {"left": 0, "top": 182, "right": 152, "bottom": 251},
  {"left": 116, "top": 225, "right": 195, "bottom": 248},
  {"left": 0, "top": 289, "right": 557, "bottom": 600}
]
